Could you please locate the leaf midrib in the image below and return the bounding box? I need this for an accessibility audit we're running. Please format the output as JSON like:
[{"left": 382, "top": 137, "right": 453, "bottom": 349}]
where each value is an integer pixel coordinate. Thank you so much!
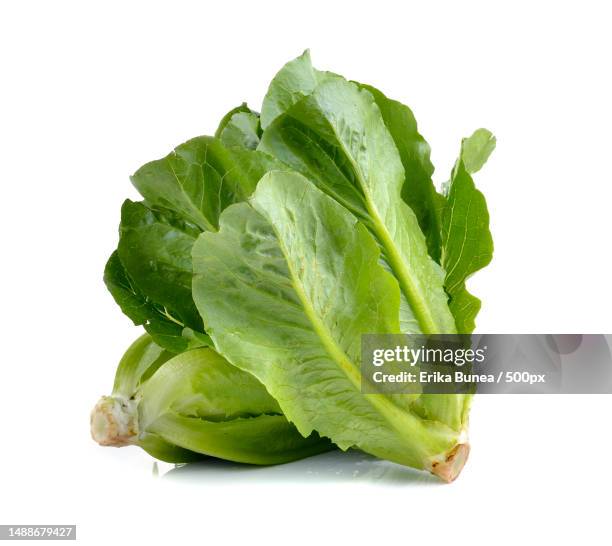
[
  {"left": 313, "top": 97, "right": 441, "bottom": 334},
  {"left": 266, "top": 215, "right": 434, "bottom": 450}
]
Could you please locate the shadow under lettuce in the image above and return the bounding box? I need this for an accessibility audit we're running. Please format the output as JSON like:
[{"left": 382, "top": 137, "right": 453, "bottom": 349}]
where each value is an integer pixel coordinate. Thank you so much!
[{"left": 161, "top": 449, "right": 441, "bottom": 486}]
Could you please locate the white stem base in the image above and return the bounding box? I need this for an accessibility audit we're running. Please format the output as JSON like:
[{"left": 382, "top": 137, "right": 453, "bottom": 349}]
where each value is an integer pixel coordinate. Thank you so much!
[{"left": 90, "top": 396, "right": 139, "bottom": 447}]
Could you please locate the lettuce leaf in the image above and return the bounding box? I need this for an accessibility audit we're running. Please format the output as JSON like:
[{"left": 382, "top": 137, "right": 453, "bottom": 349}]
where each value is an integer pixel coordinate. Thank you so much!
[
  {"left": 215, "top": 103, "right": 262, "bottom": 150},
  {"left": 259, "top": 75, "right": 455, "bottom": 334},
  {"left": 261, "top": 51, "right": 444, "bottom": 261},
  {"left": 117, "top": 200, "right": 202, "bottom": 332},
  {"left": 260, "top": 52, "right": 494, "bottom": 334},
  {"left": 442, "top": 129, "right": 495, "bottom": 333},
  {"left": 192, "top": 172, "right": 465, "bottom": 471},
  {"left": 260, "top": 50, "right": 335, "bottom": 129},
  {"left": 131, "top": 135, "right": 282, "bottom": 231},
  {"left": 104, "top": 251, "right": 198, "bottom": 353},
  {"left": 359, "top": 84, "right": 445, "bottom": 262},
  {"left": 105, "top": 136, "right": 284, "bottom": 350}
]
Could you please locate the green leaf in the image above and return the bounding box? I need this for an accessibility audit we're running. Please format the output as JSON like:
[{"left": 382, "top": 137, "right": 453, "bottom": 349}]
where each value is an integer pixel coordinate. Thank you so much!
[
  {"left": 261, "top": 52, "right": 445, "bottom": 262},
  {"left": 137, "top": 433, "right": 204, "bottom": 463},
  {"left": 215, "top": 103, "right": 261, "bottom": 150},
  {"left": 441, "top": 132, "right": 495, "bottom": 333},
  {"left": 111, "top": 332, "right": 173, "bottom": 398},
  {"left": 140, "top": 348, "right": 282, "bottom": 425},
  {"left": 192, "top": 172, "right": 464, "bottom": 470},
  {"left": 215, "top": 103, "right": 252, "bottom": 136},
  {"left": 117, "top": 200, "right": 202, "bottom": 332},
  {"left": 103, "top": 251, "right": 190, "bottom": 353},
  {"left": 259, "top": 77, "right": 456, "bottom": 334},
  {"left": 130, "top": 136, "right": 283, "bottom": 231},
  {"left": 106, "top": 137, "right": 284, "bottom": 351},
  {"left": 358, "top": 84, "right": 445, "bottom": 262},
  {"left": 260, "top": 50, "right": 335, "bottom": 129},
  {"left": 460, "top": 128, "right": 496, "bottom": 175},
  {"left": 139, "top": 347, "right": 333, "bottom": 464},
  {"left": 181, "top": 327, "right": 214, "bottom": 349}
]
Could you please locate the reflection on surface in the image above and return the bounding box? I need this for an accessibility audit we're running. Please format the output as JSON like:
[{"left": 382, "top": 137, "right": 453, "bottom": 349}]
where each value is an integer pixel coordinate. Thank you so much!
[{"left": 162, "top": 450, "right": 440, "bottom": 486}]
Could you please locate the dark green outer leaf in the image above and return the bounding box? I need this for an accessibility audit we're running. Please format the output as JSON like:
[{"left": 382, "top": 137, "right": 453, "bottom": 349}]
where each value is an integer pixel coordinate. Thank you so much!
[
  {"left": 103, "top": 251, "right": 189, "bottom": 353},
  {"left": 131, "top": 136, "right": 283, "bottom": 231},
  {"left": 117, "top": 199, "right": 202, "bottom": 332},
  {"left": 107, "top": 137, "right": 284, "bottom": 350}
]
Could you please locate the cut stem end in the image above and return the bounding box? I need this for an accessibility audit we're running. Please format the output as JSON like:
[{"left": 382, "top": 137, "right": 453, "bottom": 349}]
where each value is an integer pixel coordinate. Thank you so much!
[
  {"left": 430, "top": 443, "right": 470, "bottom": 483},
  {"left": 90, "top": 396, "right": 139, "bottom": 447}
]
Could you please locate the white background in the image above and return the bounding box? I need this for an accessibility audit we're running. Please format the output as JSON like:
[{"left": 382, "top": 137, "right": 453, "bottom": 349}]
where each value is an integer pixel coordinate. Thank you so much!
[{"left": 1, "top": 1, "right": 611, "bottom": 544}]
